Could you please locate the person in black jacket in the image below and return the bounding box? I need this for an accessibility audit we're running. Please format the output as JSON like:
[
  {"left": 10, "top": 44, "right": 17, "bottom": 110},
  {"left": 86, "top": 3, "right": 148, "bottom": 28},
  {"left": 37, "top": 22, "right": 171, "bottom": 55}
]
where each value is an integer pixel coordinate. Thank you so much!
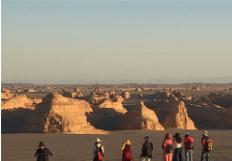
[
  {"left": 34, "top": 141, "right": 53, "bottom": 161},
  {"left": 140, "top": 136, "right": 153, "bottom": 161},
  {"left": 173, "top": 133, "right": 184, "bottom": 161}
]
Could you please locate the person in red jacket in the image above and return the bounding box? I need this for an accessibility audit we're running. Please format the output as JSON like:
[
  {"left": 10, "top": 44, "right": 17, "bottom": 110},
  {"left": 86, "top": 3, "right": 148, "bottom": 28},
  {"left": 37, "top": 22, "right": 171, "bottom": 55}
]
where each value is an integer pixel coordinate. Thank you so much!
[
  {"left": 121, "top": 139, "right": 133, "bottom": 161},
  {"left": 162, "top": 133, "right": 173, "bottom": 161},
  {"left": 184, "top": 132, "right": 194, "bottom": 161}
]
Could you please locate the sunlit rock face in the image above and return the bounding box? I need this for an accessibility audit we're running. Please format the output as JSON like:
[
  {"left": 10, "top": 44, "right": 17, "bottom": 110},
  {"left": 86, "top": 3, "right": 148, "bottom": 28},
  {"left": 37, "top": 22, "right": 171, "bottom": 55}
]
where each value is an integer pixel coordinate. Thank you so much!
[
  {"left": 152, "top": 91, "right": 196, "bottom": 130},
  {"left": 1, "top": 89, "right": 14, "bottom": 100},
  {"left": 1, "top": 95, "right": 40, "bottom": 110},
  {"left": 42, "top": 93, "right": 108, "bottom": 134},
  {"left": 120, "top": 101, "right": 164, "bottom": 130},
  {"left": 162, "top": 101, "right": 196, "bottom": 130},
  {"left": 98, "top": 96, "right": 127, "bottom": 114}
]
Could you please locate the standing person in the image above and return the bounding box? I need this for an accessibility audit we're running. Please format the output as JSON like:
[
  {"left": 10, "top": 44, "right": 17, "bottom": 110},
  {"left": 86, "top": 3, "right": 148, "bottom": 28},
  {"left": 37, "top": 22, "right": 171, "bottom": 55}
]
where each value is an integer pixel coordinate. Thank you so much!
[
  {"left": 34, "top": 141, "right": 53, "bottom": 161},
  {"left": 173, "top": 133, "right": 184, "bottom": 161},
  {"left": 122, "top": 139, "right": 133, "bottom": 161},
  {"left": 201, "top": 130, "right": 213, "bottom": 161},
  {"left": 162, "top": 133, "right": 173, "bottom": 161},
  {"left": 184, "top": 133, "right": 194, "bottom": 161},
  {"left": 140, "top": 136, "right": 153, "bottom": 161},
  {"left": 93, "top": 138, "right": 105, "bottom": 161}
]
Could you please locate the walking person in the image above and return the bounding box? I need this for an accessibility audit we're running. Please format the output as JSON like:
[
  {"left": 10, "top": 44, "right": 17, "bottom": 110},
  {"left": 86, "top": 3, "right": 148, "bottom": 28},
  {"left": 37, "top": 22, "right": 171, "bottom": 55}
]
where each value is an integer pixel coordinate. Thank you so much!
[
  {"left": 34, "top": 141, "right": 53, "bottom": 161},
  {"left": 140, "top": 136, "right": 153, "bottom": 161},
  {"left": 201, "top": 130, "right": 213, "bottom": 161},
  {"left": 173, "top": 133, "right": 184, "bottom": 161},
  {"left": 93, "top": 138, "right": 105, "bottom": 161},
  {"left": 162, "top": 133, "right": 173, "bottom": 161},
  {"left": 184, "top": 133, "right": 194, "bottom": 161},
  {"left": 121, "top": 139, "right": 133, "bottom": 161}
]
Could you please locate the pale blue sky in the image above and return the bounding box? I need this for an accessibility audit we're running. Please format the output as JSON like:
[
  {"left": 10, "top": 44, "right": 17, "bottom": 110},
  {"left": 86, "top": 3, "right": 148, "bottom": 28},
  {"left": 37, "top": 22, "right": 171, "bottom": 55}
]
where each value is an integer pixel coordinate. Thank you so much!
[{"left": 2, "top": 0, "right": 232, "bottom": 84}]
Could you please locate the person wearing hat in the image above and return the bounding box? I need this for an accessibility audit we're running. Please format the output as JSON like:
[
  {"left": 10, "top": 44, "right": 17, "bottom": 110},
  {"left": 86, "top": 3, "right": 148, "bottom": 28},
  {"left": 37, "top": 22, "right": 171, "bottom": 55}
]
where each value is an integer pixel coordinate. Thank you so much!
[
  {"left": 93, "top": 138, "right": 104, "bottom": 161},
  {"left": 34, "top": 141, "right": 53, "bottom": 161},
  {"left": 184, "top": 132, "right": 194, "bottom": 161},
  {"left": 122, "top": 139, "right": 133, "bottom": 161},
  {"left": 201, "top": 130, "right": 213, "bottom": 161},
  {"left": 173, "top": 133, "right": 184, "bottom": 161},
  {"left": 140, "top": 136, "right": 153, "bottom": 161}
]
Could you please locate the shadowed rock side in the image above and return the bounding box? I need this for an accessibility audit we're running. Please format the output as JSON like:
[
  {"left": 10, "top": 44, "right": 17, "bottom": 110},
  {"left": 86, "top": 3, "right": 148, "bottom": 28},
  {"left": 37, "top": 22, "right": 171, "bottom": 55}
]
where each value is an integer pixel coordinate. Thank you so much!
[
  {"left": 2, "top": 108, "right": 35, "bottom": 133},
  {"left": 201, "top": 92, "right": 232, "bottom": 108},
  {"left": 2, "top": 94, "right": 56, "bottom": 133},
  {"left": 121, "top": 101, "right": 164, "bottom": 130},
  {"left": 187, "top": 103, "right": 232, "bottom": 129},
  {"left": 162, "top": 101, "right": 196, "bottom": 129},
  {"left": 2, "top": 93, "right": 107, "bottom": 134},
  {"left": 87, "top": 107, "right": 125, "bottom": 130},
  {"left": 145, "top": 91, "right": 196, "bottom": 130},
  {"left": 42, "top": 93, "right": 107, "bottom": 134}
]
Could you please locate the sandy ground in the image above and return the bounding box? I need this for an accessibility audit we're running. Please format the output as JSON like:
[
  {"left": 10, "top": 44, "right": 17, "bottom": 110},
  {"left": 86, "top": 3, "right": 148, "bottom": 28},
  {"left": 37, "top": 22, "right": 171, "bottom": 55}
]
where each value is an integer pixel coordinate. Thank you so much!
[{"left": 2, "top": 130, "right": 232, "bottom": 161}]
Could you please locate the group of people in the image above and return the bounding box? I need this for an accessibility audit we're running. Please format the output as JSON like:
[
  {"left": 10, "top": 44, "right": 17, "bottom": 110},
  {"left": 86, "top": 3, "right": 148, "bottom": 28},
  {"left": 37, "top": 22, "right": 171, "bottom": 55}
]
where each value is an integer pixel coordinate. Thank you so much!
[{"left": 34, "top": 130, "right": 213, "bottom": 161}]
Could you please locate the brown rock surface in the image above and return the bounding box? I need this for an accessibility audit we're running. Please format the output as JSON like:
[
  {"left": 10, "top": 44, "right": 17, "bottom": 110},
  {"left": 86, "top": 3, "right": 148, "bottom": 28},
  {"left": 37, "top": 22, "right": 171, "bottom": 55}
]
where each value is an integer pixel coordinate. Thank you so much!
[
  {"left": 1, "top": 89, "right": 14, "bottom": 100},
  {"left": 121, "top": 101, "right": 164, "bottom": 130},
  {"left": 43, "top": 93, "right": 107, "bottom": 134},
  {"left": 1, "top": 95, "right": 39, "bottom": 110},
  {"left": 152, "top": 91, "right": 196, "bottom": 129},
  {"left": 163, "top": 101, "right": 196, "bottom": 129},
  {"left": 98, "top": 96, "right": 127, "bottom": 114}
]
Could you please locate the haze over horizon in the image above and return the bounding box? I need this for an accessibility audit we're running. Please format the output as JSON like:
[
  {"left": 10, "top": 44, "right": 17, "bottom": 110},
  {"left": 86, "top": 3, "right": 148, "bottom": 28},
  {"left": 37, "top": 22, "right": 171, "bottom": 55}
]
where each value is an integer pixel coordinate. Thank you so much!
[{"left": 2, "top": 0, "right": 232, "bottom": 84}]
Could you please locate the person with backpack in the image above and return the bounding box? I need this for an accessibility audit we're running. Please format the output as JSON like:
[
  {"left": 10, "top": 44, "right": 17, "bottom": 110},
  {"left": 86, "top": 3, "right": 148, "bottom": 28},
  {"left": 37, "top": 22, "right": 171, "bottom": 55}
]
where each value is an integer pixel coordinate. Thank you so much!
[
  {"left": 140, "top": 136, "right": 153, "bottom": 161},
  {"left": 122, "top": 139, "right": 133, "bottom": 161},
  {"left": 184, "top": 133, "right": 194, "bottom": 161},
  {"left": 173, "top": 133, "right": 184, "bottom": 161},
  {"left": 162, "top": 133, "right": 173, "bottom": 161},
  {"left": 201, "top": 130, "right": 213, "bottom": 161},
  {"left": 34, "top": 141, "right": 53, "bottom": 161},
  {"left": 93, "top": 138, "right": 105, "bottom": 161}
]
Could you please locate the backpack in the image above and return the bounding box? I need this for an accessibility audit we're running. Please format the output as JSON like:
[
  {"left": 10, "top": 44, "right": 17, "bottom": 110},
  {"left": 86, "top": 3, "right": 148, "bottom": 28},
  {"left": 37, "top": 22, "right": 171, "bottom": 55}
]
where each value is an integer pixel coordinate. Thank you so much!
[
  {"left": 97, "top": 146, "right": 104, "bottom": 161},
  {"left": 165, "top": 144, "right": 172, "bottom": 154},
  {"left": 204, "top": 138, "right": 213, "bottom": 152},
  {"left": 187, "top": 137, "right": 194, "bottom": 149},
  {"left": 98, "top": 151, "right": 103, "bottom": 161}
]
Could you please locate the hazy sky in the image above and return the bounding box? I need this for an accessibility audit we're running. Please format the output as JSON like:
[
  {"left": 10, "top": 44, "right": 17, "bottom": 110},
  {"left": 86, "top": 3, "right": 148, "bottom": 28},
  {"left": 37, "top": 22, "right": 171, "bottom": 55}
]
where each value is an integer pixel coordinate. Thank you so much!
[{"left": 2, "top": 0, "right": 232, "bottom": 84}]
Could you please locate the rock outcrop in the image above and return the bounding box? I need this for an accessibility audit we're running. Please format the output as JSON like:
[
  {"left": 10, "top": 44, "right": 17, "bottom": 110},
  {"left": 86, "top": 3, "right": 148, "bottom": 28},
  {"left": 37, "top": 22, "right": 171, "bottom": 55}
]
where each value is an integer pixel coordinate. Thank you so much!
[
  {"left": 122, "top": 91, "right": 130, "bottom": 99},
  {"left": 1, "top": 89, "right": 14, "bottom": 100},
  {"left": 121, "top": 101, "right": 164, "bottom": 130},
  {"left": 42, "top": 93, "right": 107, "bottom": 134},
  {"left": 153, "top": 91, "right": 196, "bottom": 130},
  {"left": 1, "top": 95, "right": 40, "bottom": 110},
  {"left": 162, "top": 101, "right": 196, "bottom": 129},
  {"left": 139, "top": 102, "right": 164, "bottom": 130},
  {"left": 98, "top": 96, "right": 127, "bottom": 114}
]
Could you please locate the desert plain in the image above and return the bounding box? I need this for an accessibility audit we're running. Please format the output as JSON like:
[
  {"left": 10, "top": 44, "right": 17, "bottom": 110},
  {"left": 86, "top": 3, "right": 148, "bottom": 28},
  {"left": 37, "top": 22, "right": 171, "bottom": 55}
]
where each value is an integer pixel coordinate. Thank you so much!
[{"left": 2, "top": 130, "right": 232, "bottom": 161}]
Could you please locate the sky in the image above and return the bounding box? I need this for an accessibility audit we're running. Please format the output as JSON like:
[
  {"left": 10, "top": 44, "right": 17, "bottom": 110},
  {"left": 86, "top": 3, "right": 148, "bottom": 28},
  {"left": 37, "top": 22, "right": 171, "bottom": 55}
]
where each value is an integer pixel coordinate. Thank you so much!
[{"left": 2, "top": 0, "right": 232, "bottom": 84}]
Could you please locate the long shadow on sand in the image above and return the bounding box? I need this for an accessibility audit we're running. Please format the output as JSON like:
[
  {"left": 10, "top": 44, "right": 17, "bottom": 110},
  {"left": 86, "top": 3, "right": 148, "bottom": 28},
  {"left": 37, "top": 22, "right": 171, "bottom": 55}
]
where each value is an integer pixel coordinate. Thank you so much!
[{"left": 87, "top": 106, "right": 125, "bottom": 130}]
